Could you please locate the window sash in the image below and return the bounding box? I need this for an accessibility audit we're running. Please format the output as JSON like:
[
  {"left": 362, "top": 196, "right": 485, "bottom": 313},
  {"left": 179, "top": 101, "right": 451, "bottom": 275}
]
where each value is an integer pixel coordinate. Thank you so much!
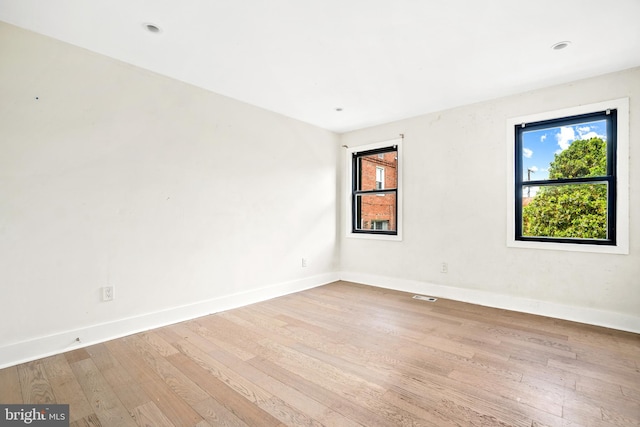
[
  {"left": 352, "top": 146, "right": 398, "bottom": 235},
  {"left": 514, "top": 110, "right": 616, "bottom": 245}
]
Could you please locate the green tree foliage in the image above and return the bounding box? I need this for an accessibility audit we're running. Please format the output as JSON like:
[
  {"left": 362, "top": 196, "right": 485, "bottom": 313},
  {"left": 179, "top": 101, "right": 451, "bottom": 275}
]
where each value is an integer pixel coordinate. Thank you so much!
[{"left": 522, "top": 138, "right": 608, "bottom": 239}]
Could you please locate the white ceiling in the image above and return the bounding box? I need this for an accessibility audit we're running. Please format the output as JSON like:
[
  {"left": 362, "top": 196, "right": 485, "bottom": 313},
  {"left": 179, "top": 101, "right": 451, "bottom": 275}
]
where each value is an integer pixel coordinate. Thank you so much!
[{"left": 1, "top": 0, "right": 639, "bottom": 133}]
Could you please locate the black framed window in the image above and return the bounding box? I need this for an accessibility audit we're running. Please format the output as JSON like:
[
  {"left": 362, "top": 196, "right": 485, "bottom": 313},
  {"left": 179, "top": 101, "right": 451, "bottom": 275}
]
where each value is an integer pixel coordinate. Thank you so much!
[
  {"left": 352, "top": 146, "right": 398, "bottom": 235},
  {"left": 515, "top": 110, "right": 617, "bottom": 245}
]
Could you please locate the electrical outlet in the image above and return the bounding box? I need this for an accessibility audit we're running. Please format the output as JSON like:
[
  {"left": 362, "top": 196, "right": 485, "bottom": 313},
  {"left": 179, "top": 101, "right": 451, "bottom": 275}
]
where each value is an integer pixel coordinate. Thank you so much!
[
  {"left": 302, "top": 257, "right": 308, "bottom": 267},
  {"left": 440, "top": 262, "right": 448, "bottom": 273},
  {"left": 102, "top": 286, "right": 114, "bottom": 301}
]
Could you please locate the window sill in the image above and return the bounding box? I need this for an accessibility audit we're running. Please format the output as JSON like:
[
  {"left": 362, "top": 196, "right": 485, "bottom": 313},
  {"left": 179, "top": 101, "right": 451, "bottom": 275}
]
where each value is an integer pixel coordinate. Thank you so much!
[
  {"left": 507, "top": 239, "right": 628, "bottom": 254},
  {"left": 347, "top": 232, "right": 403, "bottom": 242}
]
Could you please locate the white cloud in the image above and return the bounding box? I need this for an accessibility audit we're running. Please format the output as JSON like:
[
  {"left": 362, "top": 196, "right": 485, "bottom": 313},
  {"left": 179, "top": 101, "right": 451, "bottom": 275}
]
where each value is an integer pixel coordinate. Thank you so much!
[
  {"left": 523, "top": 147, "right": 533, "bottom": 158},
  {"left": 540, "top": 134, "right": 547, "bottom": 142},
  {"left": 578, "top": 126, "right": 591, "bottom": 133},
  {"left": 556, "top": 126, "right": 575, "bottom": 151},
  {"left": 577, "top": 130, "right": 604, "bottom": 141}
]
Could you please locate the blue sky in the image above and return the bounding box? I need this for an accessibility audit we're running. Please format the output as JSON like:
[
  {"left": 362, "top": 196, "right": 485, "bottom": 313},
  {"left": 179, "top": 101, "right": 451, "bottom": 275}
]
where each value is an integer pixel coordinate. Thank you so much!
[{"left": 521, "top": 119, "right": 607, "bottom": 182}]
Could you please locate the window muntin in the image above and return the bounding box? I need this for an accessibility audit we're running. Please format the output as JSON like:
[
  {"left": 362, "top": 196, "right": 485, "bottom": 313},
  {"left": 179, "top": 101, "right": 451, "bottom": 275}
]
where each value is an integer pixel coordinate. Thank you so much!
[
  {"left": 352, "top": 146, "right": 398, "bottom": 235},
  {"left": 515, "top": 110, "right": 616, "bottom": 245}
]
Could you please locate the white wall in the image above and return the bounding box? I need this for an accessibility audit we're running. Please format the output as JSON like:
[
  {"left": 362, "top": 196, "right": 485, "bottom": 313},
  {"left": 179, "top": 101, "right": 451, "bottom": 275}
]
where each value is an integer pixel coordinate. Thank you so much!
[
  {"left": 1, "top": 21, "right": 638, "bottom": 369},
  {"left": 339, "top": 67, "right": 640, "bottom": 332},
  {"left": 0, "top": 23, "right": 339, "bottom": 367}
]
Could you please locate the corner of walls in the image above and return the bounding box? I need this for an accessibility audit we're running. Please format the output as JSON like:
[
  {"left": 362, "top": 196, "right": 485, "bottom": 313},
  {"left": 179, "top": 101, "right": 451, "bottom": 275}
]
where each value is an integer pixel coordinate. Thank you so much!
[{"left": 336, "top": 67, "right": 640, "bottom": 336}]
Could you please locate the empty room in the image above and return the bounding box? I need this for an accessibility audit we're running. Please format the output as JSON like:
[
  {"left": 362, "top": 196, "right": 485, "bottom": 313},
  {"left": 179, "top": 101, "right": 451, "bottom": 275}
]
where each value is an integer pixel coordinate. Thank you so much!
[{"left": 1, "top": 1, "right": 639, "bottom": 426}]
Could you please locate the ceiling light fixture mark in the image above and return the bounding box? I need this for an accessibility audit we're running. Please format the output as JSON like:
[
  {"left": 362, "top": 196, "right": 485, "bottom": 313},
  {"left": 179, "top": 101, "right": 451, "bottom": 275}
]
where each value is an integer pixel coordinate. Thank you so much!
[
  {"left": 335, "top": 107, "right": 343, "bottom": 112},
  {"left": 551, "top": 41, "right": 571, "bottom": 50}
]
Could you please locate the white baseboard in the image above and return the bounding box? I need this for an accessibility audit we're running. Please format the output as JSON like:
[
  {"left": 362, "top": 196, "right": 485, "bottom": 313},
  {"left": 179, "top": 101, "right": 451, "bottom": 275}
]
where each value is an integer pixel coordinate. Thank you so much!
[
  {"left": 3, "top": 271, "right": 637, "bottom": 369},
  {"left": 0, "top": 273, "right": 339, "bottom": 369},
  {"left": 339, "top": 272, "right": 640, "bottom": 334}
]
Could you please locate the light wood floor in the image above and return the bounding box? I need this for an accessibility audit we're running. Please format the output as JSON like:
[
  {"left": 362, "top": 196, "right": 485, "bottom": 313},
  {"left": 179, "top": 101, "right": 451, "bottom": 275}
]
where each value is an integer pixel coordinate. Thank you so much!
[{"left": 1, "top": 281, "right": 638, "bottom": 426}]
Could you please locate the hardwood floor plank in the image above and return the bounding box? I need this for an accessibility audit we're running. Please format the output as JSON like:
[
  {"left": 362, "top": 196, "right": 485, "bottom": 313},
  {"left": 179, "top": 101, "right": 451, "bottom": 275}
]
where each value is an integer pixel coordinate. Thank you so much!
[
  {"left": 194, "top": 419, "right": 214, "bottom": 427},
  {"left": 185, "top": 319, "right": 258, "bottom": 361},
  {"left": 17, "top": 360, "right": 55, "bottom": 403},
  {"left": 138, "top": 332, "right": 180, "bottom": 358},
  {"left": 600, "top": 407, "right": 639, "bottom": 427},
  {"left": 383, "top": 387, "right": 514, "bottom": 427},
  {"left": 447, "top": 368, "right": 563, "bottom": 417},
  {"left": 562, "top": 397, "right": 610, "bottom": 426},
  {"left": 173, "top": 321, "right": 361, "bottom": 426},
  {"left": 70, "top": 413, "right": 102, "bottom": 427},
  {"left": 169, "top": 334, "right": 318, "bottom": 427},
  {"left": 572, "top": 340, "right": 638, "bottom": 372},
  {"left": 3, "top": 281, "right": 638, "bottom": 427},
  {"left": 197, "top": 337, "right": 364, "bottom": 427},
  {"left": 191, "top": 397, "right": 250, "bottom": 427},
  {"left": 464, "top": 353, "right": 524, "bottom": 382},
  {"left": 130, "top": 401, "right": 175, "bottom": 427},
  {"left": 243, "top": 305, "right": 419, "bottom": 384},
  {"left": 247, "top": 356, "right": 394, "bottom": 427},
  {"left": 167, "top": 350, "right": 281, "bottom": 427},
  {"left": 387, "top": 377, "right": 534, "bottom": 427},
  {"left": 621, "top": 386, "right": 640, "bottom": 402},
  {"left": 565, "top": 387, "right": 640, "bottom": 425},
  {"left": 254, "top": 339, "right": 438, "bottom": 427},
  {"left": 548, "top": 356, "right": 640, "bottom": 392},
  {"left": 510, "top": 354, "right": 578, "bottom": 390},
  {"left": 42, "top": 354, "right": 94, "bottom": 422},
  {"left": 104, "top": 339, "right": 205, "bottom": 427},
  {"left": 70, "top": 358, "right": 138, "bottom": 427},
  {"left": 0, "top": 365, "right": 22, "bottom": 403},
  {"left": 577, "top": 376, "right": 636, "bottom": 404},
  {"left": 154, "top": 325, "right": 188, "bottom": 346},
  {"left": 84, "top": 343, "right": 150, "bottom": 411},
  {"left": 65, "top": 348, "right": 91, "bottom": 364},
  {"left": 124, "top": 335, "right": 210, "bottom": 405}
]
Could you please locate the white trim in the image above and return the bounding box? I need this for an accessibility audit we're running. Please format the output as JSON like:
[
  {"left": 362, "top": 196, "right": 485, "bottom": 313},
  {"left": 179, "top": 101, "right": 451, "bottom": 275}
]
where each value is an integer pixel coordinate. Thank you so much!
[
  {"left": 2, "top": 271, "right": 637, "bottom": 369},
  {"left": 340, "top": 272, "right": 640, "bottom": 334},
  {"left": 0, "top": 273, "right": 339, "bottom": 369},
  {"left": 345, "top": 138, "right": 403, "bottom": 241},
  {"left": 506, "top": 98, "right": 629, "bottom": 254}
]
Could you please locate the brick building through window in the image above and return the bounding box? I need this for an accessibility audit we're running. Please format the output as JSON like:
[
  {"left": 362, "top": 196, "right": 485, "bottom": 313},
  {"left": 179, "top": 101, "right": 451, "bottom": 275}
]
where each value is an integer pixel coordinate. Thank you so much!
[{"left": 357, "top": 151, "right": 397, "bottom": 231}]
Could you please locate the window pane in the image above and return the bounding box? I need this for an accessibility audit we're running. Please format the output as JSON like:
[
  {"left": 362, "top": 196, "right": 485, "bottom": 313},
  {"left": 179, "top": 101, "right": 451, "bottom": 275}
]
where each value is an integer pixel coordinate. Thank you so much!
[
  {"left": 372, "top": 220, "right": 389, "bottom": 230},
  {"left": 521, "top": 119, "right": 608, "bottom": 181},
  {"left": 522, "top": 183, "right": 608, "bottom": 239},
  {"left": 355, "top": 193, "right": 396, "bottom": 231},
  {"left": 375, "top": 167, "right": 384, "bottom": 189},
  {"left": 358, "top": 151, "right": 397, "bottom": 191}
]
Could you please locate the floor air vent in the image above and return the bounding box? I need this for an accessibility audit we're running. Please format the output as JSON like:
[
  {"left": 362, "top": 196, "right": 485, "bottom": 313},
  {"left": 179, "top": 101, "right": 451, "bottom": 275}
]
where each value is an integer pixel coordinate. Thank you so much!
[{"left": 413, "top": 295, "right": 437, "bottom": 302}]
